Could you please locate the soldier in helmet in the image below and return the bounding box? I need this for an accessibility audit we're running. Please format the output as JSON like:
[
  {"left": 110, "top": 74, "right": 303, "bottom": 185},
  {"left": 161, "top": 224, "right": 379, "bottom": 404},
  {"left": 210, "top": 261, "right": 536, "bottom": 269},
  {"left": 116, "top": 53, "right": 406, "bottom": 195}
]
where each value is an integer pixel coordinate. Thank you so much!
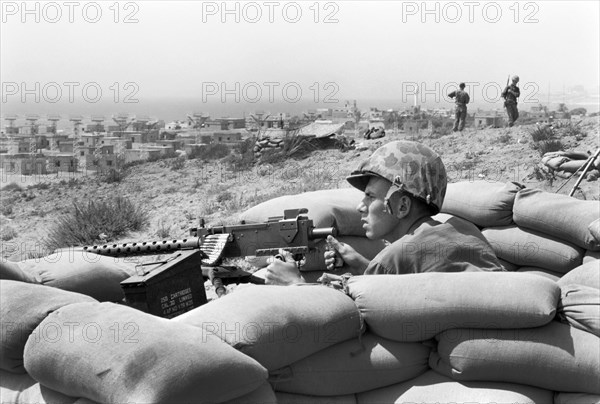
[
  {"left": 502, "top": 75, "right": 520, "bottom": 127},
  {"left": 448, "top": 82, "right": 470, "bottom": 132},
  {"left": 264, "top": 141, "right": 502, "bottom": 285}
]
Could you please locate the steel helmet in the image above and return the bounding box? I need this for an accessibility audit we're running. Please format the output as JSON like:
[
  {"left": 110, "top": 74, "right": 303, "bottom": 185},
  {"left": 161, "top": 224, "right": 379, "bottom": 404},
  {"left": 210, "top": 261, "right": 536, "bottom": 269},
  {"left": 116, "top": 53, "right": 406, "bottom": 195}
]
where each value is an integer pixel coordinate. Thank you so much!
[
  {"left": 512, "top": 75, "right": 520, "bottom": 83},
  {"left": 346, "top": 140, "right": 447, "bottom": 213}
]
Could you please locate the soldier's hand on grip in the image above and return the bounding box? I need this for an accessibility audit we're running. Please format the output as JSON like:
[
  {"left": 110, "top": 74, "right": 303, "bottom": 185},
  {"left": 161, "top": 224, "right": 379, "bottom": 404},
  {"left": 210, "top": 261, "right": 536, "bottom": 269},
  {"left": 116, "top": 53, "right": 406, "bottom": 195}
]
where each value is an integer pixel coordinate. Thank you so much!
[{"left": 324, "top": 236, "right": 370, "bottom": 274}]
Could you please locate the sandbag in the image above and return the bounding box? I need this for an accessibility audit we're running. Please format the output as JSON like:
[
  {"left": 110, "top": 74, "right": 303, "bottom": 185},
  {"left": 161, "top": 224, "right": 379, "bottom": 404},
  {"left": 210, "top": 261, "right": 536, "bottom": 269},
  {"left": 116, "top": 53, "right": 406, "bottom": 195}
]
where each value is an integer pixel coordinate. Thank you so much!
[
  {"left": 513, "top": 188, "right": 600, "bottom": 251},
  {"left": 558, "top": 260, "right": 600, "bottom": 289},
  {"left": 440, "top": 181, "right": 523, "bottom": 227},
  {"left": 554, "top": 392, "right": 600, "bottom": 404},
  {"left": 0, "top": 370, "right": 81, "bottom": 404},
  {"left": 558, "top": 284, "right": 600, "bottom": 336},
  {"left": 516, "top": 266, "right": 561, "bottom": 281},
  {"left": 347, "top": 272, "right": 559, "bottom": 342},
  {"left": 560, "top": 159, "right": 588, "bottom": 173},
  {"left": 498, "top": 258, "right": 519, "bottom": 271},
  {"left": 356, "top": 370, "right": 553, "bottom": 404},
  {"left": 0, "top": 280, "right": 96, "bottom": 373},
  {"left": 276, "top": 392, "right": 357, "bottom": 404},
  {"left": 545, "top": 156, "right": 570, "bottom": 170},
  {"left": 590, "top": 219, "right": 600, "bottom": 243},
  {"left": 269, "top": 333, "right": 429, "bottom": 396},
  {"left": 20, "top": 250, "right": 138, "bottom": 301},
  {"left": 584, "top": 250, "right": 600, "bottom": 263},
  {"left": 23, "top": 302, "right": 267, "bottom": 404},
  {"left": 240, "top": 188, "right": 366, "bottom": 236},
  {"left": 175, "top": 284, "right": 363, "bottom": 370},
  {"left": 0, "top": 261, "right": 40, "bottom": 283},
  {"left": 222, "top": 382, "right": 277, "bottom": 404},
  {"left": 431, "top": 321, "right": 600, "bottom": 394},
  {"left": 482, "top": 225, "right": 584, "bottom": 273}
]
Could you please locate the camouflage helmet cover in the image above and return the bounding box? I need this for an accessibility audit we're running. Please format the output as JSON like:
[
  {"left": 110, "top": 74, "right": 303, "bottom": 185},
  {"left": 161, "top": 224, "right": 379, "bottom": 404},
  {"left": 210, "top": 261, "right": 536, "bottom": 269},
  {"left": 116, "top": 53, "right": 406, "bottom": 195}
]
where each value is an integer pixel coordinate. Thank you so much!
[
  {"left": 346, "top": 140, "right": 447, "bottom": 213},
  {"left": 511, "top": 75, "right": 520, "bottom": 83}
]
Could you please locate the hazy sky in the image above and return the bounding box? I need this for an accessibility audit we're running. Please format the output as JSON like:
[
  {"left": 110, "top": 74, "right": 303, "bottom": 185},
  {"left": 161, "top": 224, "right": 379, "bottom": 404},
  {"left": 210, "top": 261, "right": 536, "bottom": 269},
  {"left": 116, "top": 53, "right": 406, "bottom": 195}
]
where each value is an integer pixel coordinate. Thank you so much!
[{"left": 1, "top": 0, "right": 599, "bottom": 119}]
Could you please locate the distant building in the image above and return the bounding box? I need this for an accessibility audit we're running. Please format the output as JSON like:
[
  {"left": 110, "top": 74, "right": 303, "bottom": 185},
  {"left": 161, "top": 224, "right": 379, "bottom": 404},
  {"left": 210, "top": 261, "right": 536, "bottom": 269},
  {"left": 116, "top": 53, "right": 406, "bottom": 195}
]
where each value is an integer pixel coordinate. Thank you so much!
[
  {"left": 2, "top": 139, "right": 31, "bottom": 154},
  {"left": 202, "top": 117, "right": 246, "bottom": 131},
  {"left": 79, "top": 144, "right": 117, "bottom": 170},
  {"left": 0, "top": 153, "right": 47, "bottom": 175},
  {"left": 45, "top": 152, "right": 78, "bottom": 173},
  {"left": 81, "top": 133, "right": 103, "bottom": 147},
  {"left": 124, "top": 148, "right": 162, "bottom": 163},
  {"left": 473, "top": 111, "right": 504, "bottom": 128},
  {"left": 211, "top": 130, "right": 243, "bottom": 145},
  {"left": 86, "top": 123, "right": 106, "bottom": 132},
  {"left": 330, "top": 104, "right": 353, "bottom": 122},
  {"left": 369, "top": 108, "right": 383, "bottom": 120},
  {"left": 165, "top": 121, "right": 188, "bottom": 131}
]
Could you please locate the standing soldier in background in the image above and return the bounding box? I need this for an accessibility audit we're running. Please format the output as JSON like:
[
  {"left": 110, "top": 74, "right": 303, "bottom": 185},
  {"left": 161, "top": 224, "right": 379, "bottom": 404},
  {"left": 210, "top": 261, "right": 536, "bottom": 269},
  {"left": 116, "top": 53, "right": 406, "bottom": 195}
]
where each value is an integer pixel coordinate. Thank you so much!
[
  {"left": 448, "top": 83, "right": 470, "bottom": 132},
  {"left": 502, "top": 75, "right": 520, "bottom": 127}
]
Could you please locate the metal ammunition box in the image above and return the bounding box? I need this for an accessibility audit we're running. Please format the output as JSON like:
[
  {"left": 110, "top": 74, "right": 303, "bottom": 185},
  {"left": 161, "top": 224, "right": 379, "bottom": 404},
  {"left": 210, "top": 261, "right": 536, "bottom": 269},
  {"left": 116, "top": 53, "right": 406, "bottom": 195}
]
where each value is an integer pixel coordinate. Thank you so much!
[{"left": 120, "top": 250, "right": 207, "bottom": 318}]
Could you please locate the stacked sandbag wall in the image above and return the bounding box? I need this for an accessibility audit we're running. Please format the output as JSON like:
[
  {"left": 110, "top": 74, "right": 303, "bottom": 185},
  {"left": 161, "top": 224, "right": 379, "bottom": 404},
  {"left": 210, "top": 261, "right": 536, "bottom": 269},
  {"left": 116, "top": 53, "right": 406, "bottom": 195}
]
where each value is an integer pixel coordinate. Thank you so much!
[
  {"left": 2, "top": 181, "right": 599, "bottom": 403},
  {"left": 436, "top": 180, "right": 600, "bottom": 402},
  {"left": 254, "top": 137, "right": 284, "bottom": 159},
  {"left": 541, "top": 150, "right": 599, "bottom": 179},
  {"left": 441, "top": 181, "right": 599, "bottom": 280}
]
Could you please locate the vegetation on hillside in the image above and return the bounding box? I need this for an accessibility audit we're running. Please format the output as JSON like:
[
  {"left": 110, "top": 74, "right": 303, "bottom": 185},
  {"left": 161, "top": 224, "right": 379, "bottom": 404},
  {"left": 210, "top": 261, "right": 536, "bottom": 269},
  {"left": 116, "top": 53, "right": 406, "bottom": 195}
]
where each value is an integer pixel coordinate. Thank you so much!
[{"left": 45, "top": 196, "right": 148, "bottom": 250}]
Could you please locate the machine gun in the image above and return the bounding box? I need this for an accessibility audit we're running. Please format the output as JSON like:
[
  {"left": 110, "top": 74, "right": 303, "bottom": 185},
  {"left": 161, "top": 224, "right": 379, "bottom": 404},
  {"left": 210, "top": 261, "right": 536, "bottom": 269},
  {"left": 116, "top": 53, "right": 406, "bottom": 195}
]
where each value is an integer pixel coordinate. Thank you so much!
[{"left": 83, "top": 209, "right": 337, "bottom": 318}]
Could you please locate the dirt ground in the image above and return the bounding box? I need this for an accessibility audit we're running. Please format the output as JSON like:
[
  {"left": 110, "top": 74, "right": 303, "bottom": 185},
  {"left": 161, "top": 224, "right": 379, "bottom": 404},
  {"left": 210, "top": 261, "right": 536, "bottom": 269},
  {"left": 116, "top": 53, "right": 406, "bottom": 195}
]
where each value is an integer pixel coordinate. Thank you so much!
[{"left": 1, "top": 118, "right": 599, "bottom": 262}]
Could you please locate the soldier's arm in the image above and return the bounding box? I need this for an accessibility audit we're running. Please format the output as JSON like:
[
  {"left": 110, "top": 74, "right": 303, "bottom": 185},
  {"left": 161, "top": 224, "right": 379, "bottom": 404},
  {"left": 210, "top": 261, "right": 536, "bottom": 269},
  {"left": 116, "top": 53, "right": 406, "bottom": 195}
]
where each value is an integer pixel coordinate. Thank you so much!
[{"left": 448, "top": 91, "right": 456, "bottom": 99}]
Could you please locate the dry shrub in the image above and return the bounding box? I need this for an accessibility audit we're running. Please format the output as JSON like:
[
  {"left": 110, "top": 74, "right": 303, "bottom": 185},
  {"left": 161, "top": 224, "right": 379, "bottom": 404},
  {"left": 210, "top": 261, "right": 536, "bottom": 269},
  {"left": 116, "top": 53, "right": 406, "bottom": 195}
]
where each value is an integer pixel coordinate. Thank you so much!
[
  {"left": 1, "top": 226, "right": 17, "bottom": 241},
  {"left": 537, "top": 140, "right": 564, "bottom": 156},
  {"left": 529, "top": 125, "right": 555, "bottom": 142},
  {"left": 45, "top": 196, "right": 148, "bottom": 249}
]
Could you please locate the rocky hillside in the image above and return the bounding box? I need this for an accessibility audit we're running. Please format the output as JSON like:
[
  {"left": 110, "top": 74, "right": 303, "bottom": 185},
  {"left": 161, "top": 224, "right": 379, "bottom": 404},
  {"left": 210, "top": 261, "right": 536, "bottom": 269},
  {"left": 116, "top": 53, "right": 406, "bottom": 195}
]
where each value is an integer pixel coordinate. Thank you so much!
[{"left": 1, "top": 119, "right": 598, "bottom": 262}]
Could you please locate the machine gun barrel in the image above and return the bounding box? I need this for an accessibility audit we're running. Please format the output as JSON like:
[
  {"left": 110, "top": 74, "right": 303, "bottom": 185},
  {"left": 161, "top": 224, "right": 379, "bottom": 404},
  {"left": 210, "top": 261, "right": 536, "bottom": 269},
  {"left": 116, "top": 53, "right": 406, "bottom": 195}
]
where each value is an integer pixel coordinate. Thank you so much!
[{"left": 82, "top": 237, "right": 202, "bottom": 257}]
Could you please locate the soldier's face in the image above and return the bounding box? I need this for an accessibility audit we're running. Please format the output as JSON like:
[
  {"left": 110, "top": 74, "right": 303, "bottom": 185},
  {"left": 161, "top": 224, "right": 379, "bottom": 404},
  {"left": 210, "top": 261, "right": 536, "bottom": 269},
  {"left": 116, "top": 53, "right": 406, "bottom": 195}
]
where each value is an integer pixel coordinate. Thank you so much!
[{"left": 357, "top": 177, "right": 400, "bottom": 241}]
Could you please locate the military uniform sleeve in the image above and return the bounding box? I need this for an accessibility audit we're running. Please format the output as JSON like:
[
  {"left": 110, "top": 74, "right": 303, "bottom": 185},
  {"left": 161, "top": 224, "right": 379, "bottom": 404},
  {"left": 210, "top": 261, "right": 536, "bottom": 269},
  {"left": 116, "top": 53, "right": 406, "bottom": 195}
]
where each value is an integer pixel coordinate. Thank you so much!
[
  {"left": 448, "top": 91, "right": 456, "bottom": 98},
  {"left": 363, "top": 259, "right": 393, "bottom": 275}
]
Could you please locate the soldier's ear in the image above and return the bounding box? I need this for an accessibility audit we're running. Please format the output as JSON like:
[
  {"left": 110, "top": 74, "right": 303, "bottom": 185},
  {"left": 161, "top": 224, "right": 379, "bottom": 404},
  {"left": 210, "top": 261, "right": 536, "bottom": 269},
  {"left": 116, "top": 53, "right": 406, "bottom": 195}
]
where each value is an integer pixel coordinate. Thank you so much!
[{"left": 394, "top": 194, "right": 411, "bottom": 219}]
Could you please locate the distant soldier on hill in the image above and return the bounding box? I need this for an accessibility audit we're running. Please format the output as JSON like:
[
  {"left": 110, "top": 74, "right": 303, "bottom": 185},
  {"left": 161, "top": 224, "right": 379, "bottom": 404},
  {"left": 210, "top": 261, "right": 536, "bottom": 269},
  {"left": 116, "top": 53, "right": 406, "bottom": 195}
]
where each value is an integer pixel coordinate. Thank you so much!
[
  {"left": 448, "top": 83, "right": 470, "bottom": 132},
  {"left": 502, "top": 75, "right": 521, "bottom": 127}
]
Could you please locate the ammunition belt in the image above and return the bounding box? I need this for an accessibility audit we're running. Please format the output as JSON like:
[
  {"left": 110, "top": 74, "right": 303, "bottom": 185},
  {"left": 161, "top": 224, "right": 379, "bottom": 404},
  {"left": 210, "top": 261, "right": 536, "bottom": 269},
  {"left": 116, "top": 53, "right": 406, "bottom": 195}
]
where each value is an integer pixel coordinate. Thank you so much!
[{"left": 200, "top": 233, "right": 231, "bottom": 266}]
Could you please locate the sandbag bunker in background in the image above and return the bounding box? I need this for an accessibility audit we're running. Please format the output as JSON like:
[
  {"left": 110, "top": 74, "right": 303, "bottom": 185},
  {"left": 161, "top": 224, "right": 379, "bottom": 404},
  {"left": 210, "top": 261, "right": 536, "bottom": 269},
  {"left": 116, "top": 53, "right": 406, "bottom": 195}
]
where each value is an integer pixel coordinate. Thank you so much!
[{"left": 1, "top": 180, "right": 600, "bottom": 403}]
